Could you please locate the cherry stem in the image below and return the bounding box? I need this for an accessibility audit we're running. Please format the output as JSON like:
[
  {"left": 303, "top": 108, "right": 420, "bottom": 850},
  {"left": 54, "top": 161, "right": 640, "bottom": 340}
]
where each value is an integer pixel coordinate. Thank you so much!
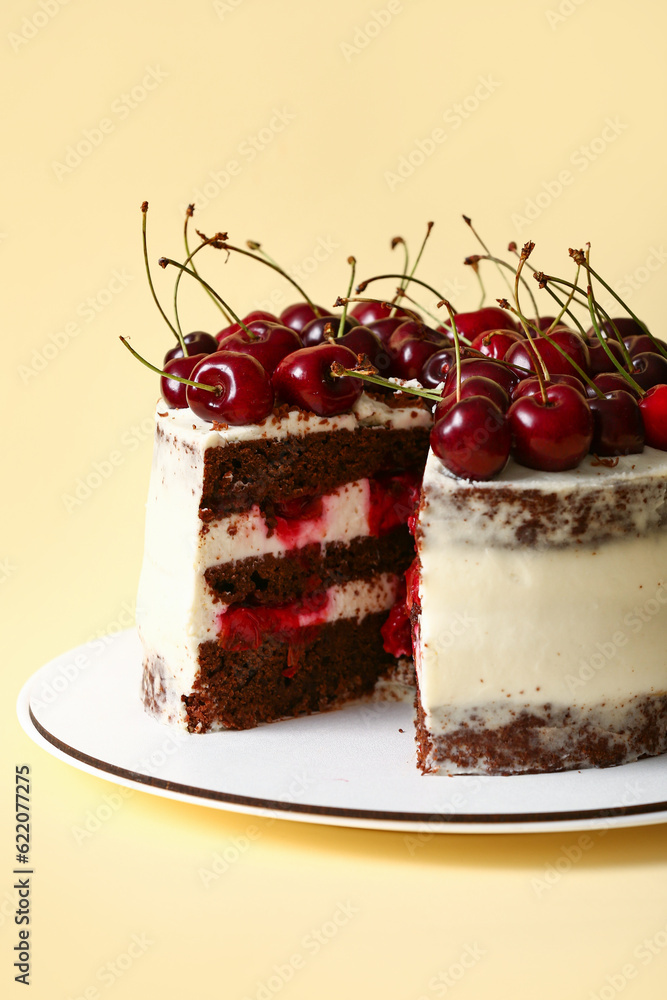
[
  {"left": 437, "top": 299, "right": 462, "bottom": 403},
  {"left": 462, "top": 215, "right": 514, "bottom": 298},
  {"left": 173, "top": 232, "right": 229, "bottom": 350},
  {"left": 582, "top": 248, "right": 645, "bottom": 396},
  {"left": 158, "top": 257, "right": 251, "bottom": 335},
  {"left": 390, "top": 236, "right": 409, "bottom": 315},
  {"left": 185, "top": 205, "right": 233, "bottom": 324},
  {"left": 395, "top": 288, "right": 453, "bottom": 331},
  {"left": 532, "top": 272, "right": 588, "bottom": 335},
  {"left": 330, "top": 361, "right": 441, "bottom": 402},
  {"left": 119, "top": 337, "right": 220, "bottom": 394},
  {"left": 466, "top": 252, "right": 540, "bottom": 318},
  {"left": 337, "top": 257, "right": 356, "bottom": 337},
  {"left": 200, "top": 236, "right": 324, "bottom": 317},
  {"left": 357, "top": 272, "right": 452, "bottom": 307},
  {"left": 547, "top": 264, "right": 581, "bottom": 333},
  {"left": 141, "top": 202, "right": 186, "bottom": 354},
  {"left": 513, "top": 243, "right": 549, "bottom": 402},
  {"left": 584, "top": 261, "right": 666, "bottom": 357},
  {"left": 246, "top": 240, "right": 281, "bottom": 270}
]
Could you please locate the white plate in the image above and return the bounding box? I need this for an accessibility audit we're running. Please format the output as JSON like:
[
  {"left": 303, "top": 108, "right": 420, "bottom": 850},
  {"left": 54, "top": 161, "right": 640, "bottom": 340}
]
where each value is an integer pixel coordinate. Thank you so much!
[{"left": 17, "top": 630, "right": 667, "bottom": 834}]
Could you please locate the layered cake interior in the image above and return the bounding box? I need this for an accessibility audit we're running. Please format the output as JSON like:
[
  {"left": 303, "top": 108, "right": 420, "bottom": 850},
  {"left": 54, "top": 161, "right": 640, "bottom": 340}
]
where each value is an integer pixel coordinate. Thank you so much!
[
  {"left": 137, "top": 392, "right": 430, "bottom": 731},
  {"left": 413, "top": 448, "right": 667, "bottom": 774}
]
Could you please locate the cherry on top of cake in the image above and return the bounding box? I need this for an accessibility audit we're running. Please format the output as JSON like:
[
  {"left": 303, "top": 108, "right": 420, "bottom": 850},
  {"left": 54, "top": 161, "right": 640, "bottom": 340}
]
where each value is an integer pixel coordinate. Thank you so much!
[{"left": 120, "top": 203, "right": 667, "bottom": 475}]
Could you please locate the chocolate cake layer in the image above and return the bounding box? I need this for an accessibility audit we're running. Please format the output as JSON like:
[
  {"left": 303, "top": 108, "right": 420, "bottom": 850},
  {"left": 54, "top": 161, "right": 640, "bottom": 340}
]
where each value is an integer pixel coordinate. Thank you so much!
[
  {"left": 204, "top": 527, "right": 414, "bottom": 605},
  {"left": 200, "top": 424, "right": 430, "bottom": 521},
  {"left": 415, "top": 690, "right": 667, "bottom": 776},
  {"left": 181, "top": 612, "right": 395, "bottom": 731}
]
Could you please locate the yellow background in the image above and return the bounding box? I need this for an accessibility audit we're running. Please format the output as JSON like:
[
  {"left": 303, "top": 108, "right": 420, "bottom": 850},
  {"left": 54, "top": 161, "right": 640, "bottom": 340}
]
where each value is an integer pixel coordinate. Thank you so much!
[{"left": 3, "top": 0, "right": 667, "bottom": 996}]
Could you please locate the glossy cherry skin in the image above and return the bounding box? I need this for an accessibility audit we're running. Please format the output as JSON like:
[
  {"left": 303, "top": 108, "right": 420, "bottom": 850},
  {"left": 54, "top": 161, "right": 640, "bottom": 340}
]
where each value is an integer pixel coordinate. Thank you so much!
[
  {"left": 280, "top": 302, "right": 327, "bottom": 333},
  {"left": 349, "top": 301, "right": 419, "bottom": 325},
  {"left": 430, "top": 396, "right": 511, "bottom": 481},
  {"left": 470, "top": 329, "right": 524, "bottom": 359},
  {"left": 585, "top": 336, "right": 626, "bottom": 375},
  {"left": 337, "top": 326, "right": 390, "bottom": 374},
  {"left": 505, "top": 333, "right": 589, "bottom": 380},
  {"left": 585, "top": 373, "right": 641, "bottom": 399},
  {"left": 443, "top": 357, "right": 520, "bottom": 399},
  {"left": 508, "top": 383, "right": 594, "bottom": 472},
  {"left": 534, "top": 316, "right": 558, "bottom": 331},
  {"left": 300, "top": 314, "right": 359, "bottom": 348},
  {"left": 625, "top": 334, "right": 667, "bottom": 357},
  {"left": 435, "top": 376, "right": 509, "bottom": 420},
  {"left": 367, "top": 316, "right": 410, "bottom": 346},
  {"left": 390, "top": 338, "right": 440, "bottom": 380},
  {"left": 272, "top": 343, "right": 363, "bottom": 416},
  {"left": 593, "top": 317, "right": 644, "bottom": 342},
  {"left": 442, "top": 306, "right": 518, "bottom": 339},
  {"left": 187, "top": 352, "right": 274, "bottom": 425},
  {"left": 512, "top": 374, "right": 587, "bottom": 401},
  {"left": 216, "top": 310, "right": 279, "bottom": 343},
  {"left": 388, "top": 321, "right": 445, "bottom": 350},
  {"left": 160, "top": 353, "right": 208, "bottom": 408},
  {"left": 163, "top": 331, "right": 219, "bottom": 365},
  {"left": 630, "top": 352, "right": 667, "bottom": 390},
  {"left": 639, "top": 385, "right": 667, "bottom": 450},
  {"left": 589, "top": 390, "right": 645, "bottom": 456},
  {"left": 420, "top": 347, "right": 475, "bottom": 389},
  {"left": 216, "top": 323, "right": 302, "bottom": 375}
]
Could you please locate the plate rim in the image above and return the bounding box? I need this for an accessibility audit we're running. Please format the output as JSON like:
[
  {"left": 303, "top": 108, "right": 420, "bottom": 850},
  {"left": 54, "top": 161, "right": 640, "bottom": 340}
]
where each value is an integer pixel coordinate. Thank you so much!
[{"left": 19, "top": 655, "right": 667, "bottom": 829}]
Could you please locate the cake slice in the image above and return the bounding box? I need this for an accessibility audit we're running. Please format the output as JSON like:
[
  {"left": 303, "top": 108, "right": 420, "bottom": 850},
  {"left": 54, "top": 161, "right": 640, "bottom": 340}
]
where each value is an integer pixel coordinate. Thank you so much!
[{"left": 137, "top": 391, "right": 430, "bottom": 731}]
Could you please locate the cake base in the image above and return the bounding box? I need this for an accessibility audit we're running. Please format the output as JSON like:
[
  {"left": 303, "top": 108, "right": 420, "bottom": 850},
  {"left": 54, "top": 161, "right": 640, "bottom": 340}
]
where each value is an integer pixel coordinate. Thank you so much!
[{"left": 415, "top": 690, "right": 667, "bottom": 776}]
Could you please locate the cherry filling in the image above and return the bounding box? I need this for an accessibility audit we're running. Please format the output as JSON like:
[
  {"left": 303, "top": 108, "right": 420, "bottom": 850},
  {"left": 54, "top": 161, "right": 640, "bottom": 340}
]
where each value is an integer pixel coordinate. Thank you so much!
[
  {"left": 381, "top": 558, "right": 420, "bottom": 658},
  {"left": 216, "top": 589, "right": 331, "bottom": 655}
]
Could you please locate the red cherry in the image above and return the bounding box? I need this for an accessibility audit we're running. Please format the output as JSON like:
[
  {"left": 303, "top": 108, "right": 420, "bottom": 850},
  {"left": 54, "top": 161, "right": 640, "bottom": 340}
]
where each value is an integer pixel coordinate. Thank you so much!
[
  {"left": 420, "top": 347, "right": 476, "bottom": 389},
  {"left": 585, "top": 337, "right": 626, "bottom": 375},
  {"left": 272, "top": 343, "right": 363, "bottom": 416},
  {"left": 430, "top": 397, "right": 511, "bottom": 481},
  {"left": 630, "top": 352, "right": 667, "bottom": 390},
  {"left": 300, "top": 314, "right": 359, "bottom": 347},
  {"left": 388, "top": 320, "right": 445, "bottom": 350},
  {"left": 511, "top": 374, "right": 586, "bottom": 401},
  {"left": 589, "top": 391, "right": 645, "bottom": 456},
  {"left": 505, "top": 333, "right": 589, "bottom": 380},
  {"left": 443, "top": 306, "right": 518, "bottom": 339},
  {"left": 591, "top": 317, "right": 644, "bottom": 342},
  {"left": 337, "top": 326, "right": 390, "bottom": 376},
  {"left": 470, "top": 329, "right": 524, "bottom": 359},
  {"left": 216, "top": 310, "right": 279, "bottom": 344},
  {"left": 435, "top": 376, "right": 510, "bottom": 420},
  {"left": 280, "top": 302, "right": 327, "bottom": 333},
  {"left": 533, "top": 316, "right": 558, "bottom": 331},
  {"left": 186, "top": 352, "right": 274, "bottom": 425},
  {"left": 163, "top": 331, "right": 219, "bottom": 365},
  {"left": 216, "top": 323, "right": 302, "bottom": 375},
  {"left": 160, "top": 353, "right": 208, "bottom": 408},
  {"left": 443, "top": 357, "right": 520, "bottom": 398},
  {"left": 366, "top": 316, "right": 407, "bottom": 346},
  {"left": 585, "top": 373, "right": 641, "bottom": 399},
  {"left": 349, "top": 301, "right": 419, "bottom": 325},
  {"left": 508, "top": 384, "right": 593, "bottom": 471},
  {"left": 639, "top": 385, "right": 667, "bottom": 450}
]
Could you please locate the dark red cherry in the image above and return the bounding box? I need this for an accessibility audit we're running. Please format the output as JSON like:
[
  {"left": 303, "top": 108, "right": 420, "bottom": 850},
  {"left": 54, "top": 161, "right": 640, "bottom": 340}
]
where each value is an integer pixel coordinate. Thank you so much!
[
  {"left": 272, "top": 343, "right": 363, "bottom": 416},
  {"left": 470, "top": 329, "right": 524, "bottom": 359},
  {"left": 280, "top": 302, "right": 327, "bottom": 333},
  {"left": 430, "top": 397, "right": 511, "bottom": 481},
  {"left": 625, "top": 334, "right": 667, "bottom": 357},
  {"left": 388, "top": 321, "right": 445, "bottom": 351},
  {"left": 588, "top": 391, "right": 645, "bottom": 456},
  {"left": 630, "top": 352, "right": 667, "bottom": 390},
  {"left": 591, "top": 317, "right": 644, "bottom": 342},
  {"left": 443, "top": 357, "right": 520, "bottom": 398},
  {"left": 337, "top": 326, "right": 390, "bottom": 375},
  {"left": 420, "top": 347, "right": 478, "bottom": 389},
  {"left": 585, "top": 373, "right": 641, "bottom": 399},
  {"left": 534, "top": 316, "right": 558, "bottom": 331},
  {"left": 585, "top": 336, "right": 626, "bottom": 375},
  {"left": 186, "top": 352, "right": 274, "bottom": 425},
  {"left": 512, "top": 374, "right": 586, "bottom": 401},
  {"left": 367, "top": 316, "right": 410, "bottom": 346},
  {"left": 160, "top": 353, "right": 208, "bottom": 408},
  {"left": 390, "top": 338, "right": 440, "bottom": 380},
  {"left": 505, "top": 333, "right": 589, "bottom": 380},
  {"left": 300, "top": 314, "right": 359, "bottom": 347},
  {"left": 217, "top": 323, "right": 302, "bottom": 375},
  {"left": 508, "top": 383, "right": 593, "bottom": 471},
  {"left": 435, "top": 376, "right": 510, "bottom": 420},
  {"left": 639, "top": 385, "right": 667, "bottom": 450},
  {"left": 163, "top": 331, "right": 219, "bottom": 365}
]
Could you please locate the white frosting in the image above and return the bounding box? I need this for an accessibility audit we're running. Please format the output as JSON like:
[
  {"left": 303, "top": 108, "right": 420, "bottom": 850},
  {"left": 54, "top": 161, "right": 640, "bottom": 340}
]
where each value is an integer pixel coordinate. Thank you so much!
[{"left": 415, "top": 447, "right": 667, "bottom": 748}]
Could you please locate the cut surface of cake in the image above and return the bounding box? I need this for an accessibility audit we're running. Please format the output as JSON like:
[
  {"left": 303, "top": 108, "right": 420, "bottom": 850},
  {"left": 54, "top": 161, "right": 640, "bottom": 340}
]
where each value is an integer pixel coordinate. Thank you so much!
[
  {"left": 412, "top": 448, "right": 667, "bottom": 775},
  {"left": 137, "top": 392, "right": 430, "bottom": 731}
]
